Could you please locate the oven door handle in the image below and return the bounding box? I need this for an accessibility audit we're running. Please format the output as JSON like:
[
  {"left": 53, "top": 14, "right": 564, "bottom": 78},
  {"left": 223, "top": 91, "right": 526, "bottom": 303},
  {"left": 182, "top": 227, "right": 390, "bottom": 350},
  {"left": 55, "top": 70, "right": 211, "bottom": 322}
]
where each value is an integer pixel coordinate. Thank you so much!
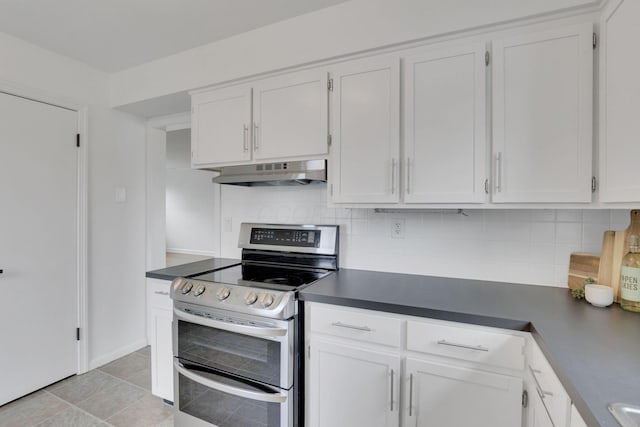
[
  {"left": 174, "top": 307, "right": 288, "bottom": 337},
  {"left": 174, "top": 360, "right": 288, "bottom": 403}
]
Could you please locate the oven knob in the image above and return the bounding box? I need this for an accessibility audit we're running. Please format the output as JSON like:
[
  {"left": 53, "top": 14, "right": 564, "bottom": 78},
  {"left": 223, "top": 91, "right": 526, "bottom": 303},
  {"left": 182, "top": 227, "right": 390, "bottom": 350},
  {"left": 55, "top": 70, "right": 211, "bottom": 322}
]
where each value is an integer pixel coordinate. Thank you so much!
[
  {"left": 216, "top": 287, "right": 231, "bottom": 301},
  {"left": 258, "top": 293, "right": 275, "bottom": 308},
  {"left": 193, "top": 285, "right": 206, "bottom": 297},
  {"left": 245, "top": 291, "right": 258, "bottom": 305},
  {"left": 181, "top": 282, "right": 193, "bottom": 295}
]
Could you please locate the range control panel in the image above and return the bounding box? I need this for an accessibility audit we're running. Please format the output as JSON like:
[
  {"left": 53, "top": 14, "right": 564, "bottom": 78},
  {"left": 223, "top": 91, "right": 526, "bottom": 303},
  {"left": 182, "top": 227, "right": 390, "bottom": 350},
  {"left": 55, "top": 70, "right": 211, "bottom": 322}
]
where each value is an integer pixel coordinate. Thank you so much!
[{"left": 250, "top": 228, "right": 320, "bottom": 248}]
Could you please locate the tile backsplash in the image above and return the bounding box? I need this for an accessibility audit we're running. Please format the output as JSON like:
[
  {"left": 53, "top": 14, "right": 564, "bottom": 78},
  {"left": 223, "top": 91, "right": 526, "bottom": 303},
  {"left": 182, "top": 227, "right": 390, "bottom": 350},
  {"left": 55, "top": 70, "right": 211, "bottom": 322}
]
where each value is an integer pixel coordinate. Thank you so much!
[{"left": 220, "top": 185, "right": 631, "bottom": 288}]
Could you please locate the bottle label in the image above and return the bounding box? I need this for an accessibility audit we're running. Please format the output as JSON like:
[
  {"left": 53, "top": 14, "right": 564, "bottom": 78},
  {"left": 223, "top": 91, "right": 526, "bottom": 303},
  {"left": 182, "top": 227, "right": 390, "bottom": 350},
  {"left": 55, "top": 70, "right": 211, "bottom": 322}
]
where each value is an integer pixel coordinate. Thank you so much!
[{"left": 620, "top": 266, "right": 640, "bottom": 302}]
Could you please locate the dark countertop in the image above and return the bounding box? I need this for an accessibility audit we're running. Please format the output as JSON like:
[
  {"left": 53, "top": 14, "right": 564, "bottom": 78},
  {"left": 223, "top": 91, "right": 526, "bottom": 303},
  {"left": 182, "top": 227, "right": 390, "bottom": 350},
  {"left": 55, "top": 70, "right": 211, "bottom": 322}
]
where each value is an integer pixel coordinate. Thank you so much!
[
  {"left": 145, "top": 257, "right": 240, "bottom": 281},
  {"left": 299, "top": 268, "right": 640, "bottom": 427}
]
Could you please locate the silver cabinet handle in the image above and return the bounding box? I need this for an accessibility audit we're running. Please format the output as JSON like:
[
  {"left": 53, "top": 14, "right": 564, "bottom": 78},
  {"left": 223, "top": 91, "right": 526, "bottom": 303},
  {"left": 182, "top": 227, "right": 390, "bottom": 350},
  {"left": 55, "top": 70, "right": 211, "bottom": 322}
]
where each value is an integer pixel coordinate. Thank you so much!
[
  {"left": 390, "top": 369, "right": 394, "bottom": 411},
  {"left": 528, "top": 365, "right": 554, "bottom": 397},
  {"left": 243, "top": 124, "right": 249, "bottom": 152},
  {"left": 495, "top": 152, "right": 502, "bottom": 192},
  {"left": 437, "top": 339, "right": 489, "bottom": 352},
  {"left": 409, "top": 373, "right": 414, "bottom": 417},
  {"left": 406, "top": 157, "right": 411, "bottom": 195},
  {"left": 331, "top": 321, "right": 372, "bottom": 332},
  {"left": 253, "top": 123, "right": 259, "bottom": 151},
  {"left": 154, "top": 291, "right": 169, "bottom": 296},
  {"left": 391, "top": 158, "right": 397, "bottom": 194}
]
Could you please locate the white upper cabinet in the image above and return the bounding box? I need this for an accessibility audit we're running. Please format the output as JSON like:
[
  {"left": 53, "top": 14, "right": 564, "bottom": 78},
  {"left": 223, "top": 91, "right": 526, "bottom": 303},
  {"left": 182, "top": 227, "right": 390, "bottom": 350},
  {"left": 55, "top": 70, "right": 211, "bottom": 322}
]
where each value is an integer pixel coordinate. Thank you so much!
[
  {"left": 403, "top": 42, "right": 488, "bottom": 203},
  {"left": 491, "top": 23, "right": 594, "bottom": 203},
  {"left": 191, "top": 69, "right": 329, "bottom": 167},
  {"left": 329, "top": 55, "right": 401, "bottom": 204},
  {"left": 599, "top": 0, "right": 640, "bottom": 203},
  {"left": 253, "top": 69, "right": 329, "bottom": 161},
  {"left": 191, "top": 85, "right": 252, "bottom": 166}
]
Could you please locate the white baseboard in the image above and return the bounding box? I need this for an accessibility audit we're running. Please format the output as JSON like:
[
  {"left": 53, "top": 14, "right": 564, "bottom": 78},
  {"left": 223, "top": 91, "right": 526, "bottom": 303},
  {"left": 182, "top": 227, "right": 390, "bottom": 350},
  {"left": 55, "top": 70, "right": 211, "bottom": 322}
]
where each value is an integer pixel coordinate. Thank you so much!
[
  {"left": 89, "top": 337, "right": 149, "bottom": 370},
  {"left": 166, "top": 248, "right": 217, "bottom": 256}
]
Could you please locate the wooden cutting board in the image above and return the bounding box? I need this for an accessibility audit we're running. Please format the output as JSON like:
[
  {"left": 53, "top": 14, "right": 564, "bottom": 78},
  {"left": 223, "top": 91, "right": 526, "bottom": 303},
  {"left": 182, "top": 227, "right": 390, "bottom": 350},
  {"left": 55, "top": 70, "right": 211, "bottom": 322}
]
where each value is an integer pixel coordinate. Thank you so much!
[
  {"left": 607, "top": 210, "right": 640, "bottom": 301},
  {"left": 568, "top": 252, "right": 600, "bottom": 290},
  {"left": 597, "top": 230, "right": 615, "bottom": 290}
]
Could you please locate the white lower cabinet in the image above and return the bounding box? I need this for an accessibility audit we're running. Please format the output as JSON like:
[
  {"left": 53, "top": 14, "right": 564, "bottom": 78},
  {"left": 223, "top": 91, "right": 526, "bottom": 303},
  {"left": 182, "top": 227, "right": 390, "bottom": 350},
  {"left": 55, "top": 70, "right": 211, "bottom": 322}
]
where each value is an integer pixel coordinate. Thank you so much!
[
  {"left": 147, "top": 279, "right": 173, "bottom": 402},
  {"left": 529, "top": 383, "right": 555, "bottom": 427},
  {"left": 308, "top": 339, "right": 400, "bottom": 427},
  {"left": 405, "top": 358, "right": 522, "bottom": 427}
]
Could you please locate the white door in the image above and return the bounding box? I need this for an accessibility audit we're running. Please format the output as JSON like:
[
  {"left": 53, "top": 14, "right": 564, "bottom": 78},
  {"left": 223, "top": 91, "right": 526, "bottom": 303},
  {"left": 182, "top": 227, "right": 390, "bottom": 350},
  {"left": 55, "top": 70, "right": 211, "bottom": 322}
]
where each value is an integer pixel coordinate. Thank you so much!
[
  {"left": 599, "top": 0, "right": 640, "bottom": 202},
  {"left": 330, "top": 55, "right": 401, "bottom": 204},
  {"left": 529, "top": 386, "right": 555, "bottom": 427},
  {"left": 308, "top": 339, "right": 400, "bottom": 427},
  {"left": 403, "top": 41, "right": 487, "bottom": 203},
  {"left": 405, "top": 358, "right": 522, "bottom": 427},
  {"left": 191, "top": 85, "right": 252, "bottom": 166},
  {"left": 492, "top": 24, "right": 593, "bottom": 203},
  {"left": 0, "top": 92, "right": 78, "bottom": 405},
  {"left": 253, "top": 69, "right": 329, "bottom": 161}
]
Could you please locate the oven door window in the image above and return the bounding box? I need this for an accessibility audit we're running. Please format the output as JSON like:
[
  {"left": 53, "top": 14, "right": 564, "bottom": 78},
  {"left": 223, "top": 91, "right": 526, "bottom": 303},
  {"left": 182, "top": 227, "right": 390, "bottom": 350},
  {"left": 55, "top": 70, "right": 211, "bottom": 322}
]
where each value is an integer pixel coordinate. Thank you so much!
[
  {"left": 176, "top": 361, "right": 289, "bottom": 427},
  {"left": 177, "top": 318, "right": 285, "bottom": 387}
]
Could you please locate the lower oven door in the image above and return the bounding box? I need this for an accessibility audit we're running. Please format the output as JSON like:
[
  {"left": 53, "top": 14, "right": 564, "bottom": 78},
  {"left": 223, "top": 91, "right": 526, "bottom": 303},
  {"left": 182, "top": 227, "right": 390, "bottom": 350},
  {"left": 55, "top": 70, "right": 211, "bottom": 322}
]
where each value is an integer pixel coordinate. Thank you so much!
[{"left": 174, "top": 359, "right": 292, "bottom": 427}]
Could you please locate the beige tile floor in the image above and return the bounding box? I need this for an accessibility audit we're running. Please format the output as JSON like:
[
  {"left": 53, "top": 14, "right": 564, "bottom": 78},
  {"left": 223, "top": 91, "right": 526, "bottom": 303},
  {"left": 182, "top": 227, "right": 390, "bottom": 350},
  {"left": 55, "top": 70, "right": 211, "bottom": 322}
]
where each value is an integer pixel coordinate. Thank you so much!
[{"left": 0, "top": 347, "right": 174, "bottom": 427}]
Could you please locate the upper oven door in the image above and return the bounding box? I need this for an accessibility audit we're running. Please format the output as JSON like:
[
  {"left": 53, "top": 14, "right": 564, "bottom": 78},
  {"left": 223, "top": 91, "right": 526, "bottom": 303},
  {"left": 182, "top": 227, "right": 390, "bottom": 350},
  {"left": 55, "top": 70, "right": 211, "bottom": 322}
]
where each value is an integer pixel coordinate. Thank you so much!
[{"left": 173, "top": 302, "right": 294, "bottom": 389}]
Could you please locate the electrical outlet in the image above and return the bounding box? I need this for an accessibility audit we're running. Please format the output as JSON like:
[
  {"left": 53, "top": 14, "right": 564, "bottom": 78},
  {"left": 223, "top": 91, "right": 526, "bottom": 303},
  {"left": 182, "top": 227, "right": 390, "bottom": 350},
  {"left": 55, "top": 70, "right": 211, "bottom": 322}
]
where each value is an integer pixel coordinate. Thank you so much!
[{"left": 391, "top": 218, "right": 405, "bottom": 239}]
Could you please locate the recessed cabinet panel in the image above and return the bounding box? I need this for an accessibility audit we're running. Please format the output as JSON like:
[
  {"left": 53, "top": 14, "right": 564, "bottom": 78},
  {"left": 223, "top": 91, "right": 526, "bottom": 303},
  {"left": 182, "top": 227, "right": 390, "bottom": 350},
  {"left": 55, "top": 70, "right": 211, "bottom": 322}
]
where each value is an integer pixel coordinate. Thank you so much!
[
  {"left": 253, "top": 70, "right": 328, "bottom": 161},
  {"left": 600, "top": 0, "right": 640, "bottom": 202},
  {"left": 330, "top": 55, "right": 400, "bottom": 203},
  {"left": 492, "top": 24, "right": 593, "bottom": 203},
  {"left": 308, "top": 339, "right": 400, "bottom": 427},
  {"left": 191, "top": 86, "right": 252, "bottom": 166},
  {"left": 405, "top": 358, "right": 522, "bottom": 427},
  {"left": 404, "top": 42, "right": 487, "bottom": 203}
]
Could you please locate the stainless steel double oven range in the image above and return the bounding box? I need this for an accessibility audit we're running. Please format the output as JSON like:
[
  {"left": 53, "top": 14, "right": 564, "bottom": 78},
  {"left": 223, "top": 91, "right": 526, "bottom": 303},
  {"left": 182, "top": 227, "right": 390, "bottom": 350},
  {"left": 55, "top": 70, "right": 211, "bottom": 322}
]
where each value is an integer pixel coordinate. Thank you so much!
[{"left": 170, "top": 223, "right": 339, "bottom": 427}]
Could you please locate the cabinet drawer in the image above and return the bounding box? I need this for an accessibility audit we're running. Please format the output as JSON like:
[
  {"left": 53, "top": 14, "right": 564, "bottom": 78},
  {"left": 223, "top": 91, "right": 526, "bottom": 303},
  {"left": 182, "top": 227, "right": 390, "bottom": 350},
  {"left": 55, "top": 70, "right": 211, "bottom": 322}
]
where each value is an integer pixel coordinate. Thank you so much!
[
  {"left": 406, "top": 320, "right": 525, "bottom": 371},
  {"left": 148, "top": 279, "right": 172, "bottom": 310},
  {"left": 309, "top": 304, "right": 402, "bottom": 348},
  {"left": 529, "top": 343, "right": 571, "bottom": 427}
]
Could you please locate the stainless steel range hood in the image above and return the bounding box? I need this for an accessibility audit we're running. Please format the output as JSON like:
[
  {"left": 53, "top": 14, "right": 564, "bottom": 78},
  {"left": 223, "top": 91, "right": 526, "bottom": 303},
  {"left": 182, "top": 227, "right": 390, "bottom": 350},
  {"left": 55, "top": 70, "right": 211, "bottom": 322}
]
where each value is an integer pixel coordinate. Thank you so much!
[{"left": 210, "top": 159, "right": 326, "bottom": 186}]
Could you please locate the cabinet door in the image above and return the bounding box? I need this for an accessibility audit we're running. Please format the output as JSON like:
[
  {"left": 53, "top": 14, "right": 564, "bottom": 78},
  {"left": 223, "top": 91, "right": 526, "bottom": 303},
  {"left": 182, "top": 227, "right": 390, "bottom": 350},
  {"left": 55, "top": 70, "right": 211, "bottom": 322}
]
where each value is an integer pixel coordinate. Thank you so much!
[
  {"left": 599, "top": 0, "right": 640, "bottom": 202},
  {"left": 150, "top": 306, "right": 173, "bottom": 402},
  {"left": 529, "top": 386, "right": 555, "bottom": 427},
  {"left": 405, "top": 358, "right": 522, "bottom": 427},
  {"left": 191, "top": 85, "right": 252, "bottom": 166},
  {"left": 403, "top": 42, "right": 487, "bottom": 203},
  {"left": 253, "top": 69, "right": 329, "bottom": 161},
  {"left": 308, "top": 339, "right": 400, "bottom": 427},
  {"left": 330, "top": 55, "right": 400, "bottom": 204},
  {"left": 492, "top": 24, "right": 593, "bottom": 203}
]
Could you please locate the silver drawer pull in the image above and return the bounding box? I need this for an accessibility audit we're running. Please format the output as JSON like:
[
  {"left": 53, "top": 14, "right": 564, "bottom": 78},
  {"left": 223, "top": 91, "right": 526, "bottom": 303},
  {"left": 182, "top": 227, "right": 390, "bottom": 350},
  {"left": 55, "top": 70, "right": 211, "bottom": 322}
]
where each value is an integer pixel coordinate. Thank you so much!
[
  {"left": 331, "top": 321, "right": 372, "bottom": 332},
  {"left": 154, "top": 291, "right": 169, "bottom": 296},
  {"left": 437, "top": 339, "right": 489, "bottom": 352},
  {"left": 528, "top": 365, "right": 554, "bottom": 397}
]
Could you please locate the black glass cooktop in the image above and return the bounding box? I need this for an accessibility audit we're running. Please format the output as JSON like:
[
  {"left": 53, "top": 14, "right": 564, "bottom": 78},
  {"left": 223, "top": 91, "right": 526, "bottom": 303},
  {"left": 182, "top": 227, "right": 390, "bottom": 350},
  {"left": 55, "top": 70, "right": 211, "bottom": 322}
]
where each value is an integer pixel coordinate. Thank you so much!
[{"left": 192, "top": 263, "right": 332, "bottom": 292}]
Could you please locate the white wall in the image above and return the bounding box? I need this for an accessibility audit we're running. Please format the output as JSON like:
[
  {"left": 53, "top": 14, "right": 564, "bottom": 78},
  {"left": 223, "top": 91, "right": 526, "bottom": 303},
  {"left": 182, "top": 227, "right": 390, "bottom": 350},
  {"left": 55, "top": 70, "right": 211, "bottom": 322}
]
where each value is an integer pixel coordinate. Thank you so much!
[
  {"left": 110, "top": 0, "right": 599, "bottom": 110},
  {"left": 0, "top": 31, "right": 148, "bottom": 368},
  {"left": 220, "top": 185, "right": 629, "bottom": 287},
  {"left": 165, "top": 129, "right": 219, "bottom": 256}
]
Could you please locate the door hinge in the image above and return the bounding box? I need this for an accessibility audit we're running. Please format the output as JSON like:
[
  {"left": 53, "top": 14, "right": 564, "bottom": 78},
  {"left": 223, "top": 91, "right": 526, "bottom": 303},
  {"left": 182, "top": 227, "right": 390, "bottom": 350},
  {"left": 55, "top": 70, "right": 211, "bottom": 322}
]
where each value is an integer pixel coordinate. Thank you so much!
[
  {"left": 328, "top": 78, "right": 334, "bottom": 92},
  {"left": 330, "top": 184, "right": 334, "bottom": 197},
  {"left": 76, "top": 327, "right": 81, "bottom": 341},
  {"left": 592, "top": 176, "right": 597, "bottom": 193},
  {"left": 593, "top": 32, "right": 597, "bottom": 50},
  {"left": 522, "top": 390, "right": 529, "bottom": 408},
  {"left": 484, "top": 178, "right": 489, "bottom": 194},
  {"left": 327, "top": 134, "right": 332, "bottom": 147},
  {"left": 485, "top": 51, "right": 490, "bottom": 66},
  {"left": 307, "top": 345, "right": 311, "bottom": 360},
  {"left": 76, "top": 133, "right": 80, "bottom": 148}
]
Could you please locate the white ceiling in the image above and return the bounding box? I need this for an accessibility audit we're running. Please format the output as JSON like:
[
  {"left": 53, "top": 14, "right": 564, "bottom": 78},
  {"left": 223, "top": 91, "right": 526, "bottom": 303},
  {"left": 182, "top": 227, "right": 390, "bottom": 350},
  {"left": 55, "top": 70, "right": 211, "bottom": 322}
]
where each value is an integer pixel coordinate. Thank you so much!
[{"left": 0, "top": 0, "right": 349, "bottom": 73}]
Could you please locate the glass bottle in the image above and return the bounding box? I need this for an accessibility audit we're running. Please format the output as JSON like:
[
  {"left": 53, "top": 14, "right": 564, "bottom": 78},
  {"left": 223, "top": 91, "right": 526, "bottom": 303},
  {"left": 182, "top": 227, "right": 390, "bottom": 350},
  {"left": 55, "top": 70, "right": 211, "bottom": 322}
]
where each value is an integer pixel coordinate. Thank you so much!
[{"left": 620, "top": 235, "right": 640, "bottom": 312}]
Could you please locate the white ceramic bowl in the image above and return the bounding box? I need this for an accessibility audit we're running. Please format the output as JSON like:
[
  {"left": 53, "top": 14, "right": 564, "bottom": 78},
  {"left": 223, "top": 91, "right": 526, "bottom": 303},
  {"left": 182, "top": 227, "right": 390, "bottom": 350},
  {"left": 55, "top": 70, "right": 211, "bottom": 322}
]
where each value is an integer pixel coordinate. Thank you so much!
[{"left": 584, "top": 284, "right": 614, "bottom": 307}]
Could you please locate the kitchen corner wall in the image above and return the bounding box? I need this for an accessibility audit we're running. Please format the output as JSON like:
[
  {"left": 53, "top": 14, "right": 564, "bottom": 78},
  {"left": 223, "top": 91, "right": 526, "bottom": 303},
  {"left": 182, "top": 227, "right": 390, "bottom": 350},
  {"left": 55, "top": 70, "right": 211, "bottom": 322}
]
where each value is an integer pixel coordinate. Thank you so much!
[{"left": 220, "top": 185, "right": 630, "bottom": 287}]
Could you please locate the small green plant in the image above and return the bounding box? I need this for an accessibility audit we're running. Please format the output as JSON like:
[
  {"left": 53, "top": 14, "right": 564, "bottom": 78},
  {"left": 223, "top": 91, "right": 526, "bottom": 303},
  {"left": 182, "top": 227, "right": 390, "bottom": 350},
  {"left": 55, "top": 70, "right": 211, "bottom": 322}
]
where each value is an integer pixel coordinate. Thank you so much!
[{"left": 571, "top": 277, "right": 596, "bottom": 299}]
